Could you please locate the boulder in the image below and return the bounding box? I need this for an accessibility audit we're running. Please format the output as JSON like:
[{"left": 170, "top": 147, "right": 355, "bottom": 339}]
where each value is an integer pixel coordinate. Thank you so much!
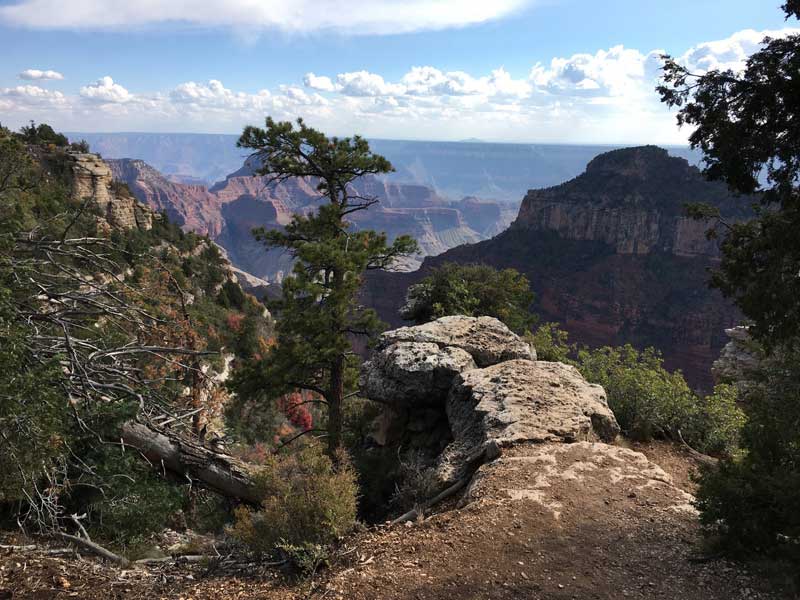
[
  {"left": 360, "top": 341, "right": 476, "bottom": 408},
  {"left": 361, "top": 316, "right": 533, "bottom": 408},
  {"left": 377, "top": 315, "right": 534, "bottom": 367},
  {"left": 437, "top": 360, "right": 619, "bottom": 483}
]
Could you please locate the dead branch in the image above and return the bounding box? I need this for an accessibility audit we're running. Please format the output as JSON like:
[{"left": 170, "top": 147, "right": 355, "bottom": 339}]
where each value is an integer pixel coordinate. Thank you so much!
[
  {"left": 57, "top": 532, "right": 130, "bottom": 566},
  {"left": 390, "top": 475, "right": 471, "bottom": 526}
]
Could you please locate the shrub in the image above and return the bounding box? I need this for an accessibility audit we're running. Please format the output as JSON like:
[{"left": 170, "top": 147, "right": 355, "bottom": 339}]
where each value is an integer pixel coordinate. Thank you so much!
[
  {"left": 575, "top": 340, "right": 744, "bottom": 454},
  {"left": 401, "top": 263, "right": 536, "bottom": 333},
  {"left": 526, "top": 322, "right": 573, "bottom": 363},
  {"left": 390, "top": 451, "right": 440, "bottom": 512},
  {"left": 690, "top": 384, "right": 746, "bottom": 456},
  {"left": 231, "top": 443, "right": 358, "bottom": 553},
  {"left": 80, "top": 450, "right": 185, "bottom": 549},
  {"left": 576, "top": 345, "right": 697, "bottom": 441},
  {"left": 696, "top": 351, "right": 800, "bottom": 564}
]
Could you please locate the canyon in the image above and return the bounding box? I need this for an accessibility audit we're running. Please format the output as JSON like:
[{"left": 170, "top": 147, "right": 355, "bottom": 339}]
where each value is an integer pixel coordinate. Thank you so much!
[
  {"left": 363, "top": 146, "right": 750, "bottom": 389},
  {"left": 105, "top": 142, "right": 746, "bottom": 388},
  {"left": 108, "top": 157, "right": 515, "bottom": 281},
  {"left": 72, "top": 132, "right": 700, "bottom": 201}
]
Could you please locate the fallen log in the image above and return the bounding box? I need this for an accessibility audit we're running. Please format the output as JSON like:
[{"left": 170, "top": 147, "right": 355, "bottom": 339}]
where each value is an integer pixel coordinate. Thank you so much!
[{"left": 120, "top": 421, "right": 261, "bottom": 504}]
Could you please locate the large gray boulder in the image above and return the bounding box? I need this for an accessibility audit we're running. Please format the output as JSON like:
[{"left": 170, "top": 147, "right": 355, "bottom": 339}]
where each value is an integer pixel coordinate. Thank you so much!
[
  {"left": 437, "top": 360, "right": 620, "bottom": 484},
  {"left": 377, "top": 315, "right": 534, "bottom": 367},
  {"left": 359, "top": 341, "right": 476, "bottom": 408},
  {"left": 361, "top": 315, "right": 534, "bottom": 408}
]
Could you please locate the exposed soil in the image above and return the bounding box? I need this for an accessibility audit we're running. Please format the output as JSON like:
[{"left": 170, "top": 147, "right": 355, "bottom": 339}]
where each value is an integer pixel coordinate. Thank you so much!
[{"left": 1, "top": 441, "right": 796, "bottom": 600}]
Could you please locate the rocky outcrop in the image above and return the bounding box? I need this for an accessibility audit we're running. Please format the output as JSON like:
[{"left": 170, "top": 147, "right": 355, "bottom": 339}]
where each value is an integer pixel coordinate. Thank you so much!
[
  {"left": 378, "top": 316, "right": 534, "bottom": 367},
  {"left": 439, "top": 360, "right": 619, "bottom": 483},
  {"left": 364, "top": 146, "right": 751, "bottom": 389},
  {"left": 711, "top": 326, "right": 766, "bottom": 395},
  {"left": 360, "top": 316, "right": 619, "bottom": 485},
  {"left": 68, "top": 153, "right": 154, "bottom": 231},
  {"left": 108, "top": 159, "right": 222, "bottom": 236}
]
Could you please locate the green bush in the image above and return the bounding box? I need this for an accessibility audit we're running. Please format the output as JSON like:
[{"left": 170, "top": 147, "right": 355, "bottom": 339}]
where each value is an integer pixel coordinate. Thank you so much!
[
  {"left": 80, "top": 449, "right": 185, "bottom": 549},
  {"left": 696, "top": 352, "right": 800, "bottom": 563},
  {"left": 402, "top": 263, "right": 536, "bottom": 333},
  {"left": 231, "top": 443, "right": 358, "bottom": 553},
  {"left": 690, "top": 384, "right": 746, "bottom": 456},
  {"left": 526, "top": 322, "right": 572, "bottom": 363},
  {"left": 0, "top": 293, "right": 69, "bottom": 507},
  {"left": 527, "top": 324, "right": 745, "bottom": 454},
  {"left": 577, "top": 345, "right": 698, "bottom": 441}
]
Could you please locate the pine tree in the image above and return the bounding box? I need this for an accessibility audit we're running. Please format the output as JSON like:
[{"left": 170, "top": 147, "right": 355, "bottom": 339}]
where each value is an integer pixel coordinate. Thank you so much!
[{"left": 232, "top": 118, "right": 418, "bottom": 454}]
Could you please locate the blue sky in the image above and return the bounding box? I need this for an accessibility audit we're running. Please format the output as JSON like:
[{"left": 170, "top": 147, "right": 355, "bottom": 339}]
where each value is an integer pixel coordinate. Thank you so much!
[{"left": 0, "top": 0, "right": 795, "bottom": 142}]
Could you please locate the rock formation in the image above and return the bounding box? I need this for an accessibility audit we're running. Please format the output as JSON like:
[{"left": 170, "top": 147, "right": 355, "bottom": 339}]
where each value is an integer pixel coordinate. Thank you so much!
[
  {"left": 712, "top": 326, "right": 767, "bottom": 395},
  {"left": 68, "top": 152, "right": 155, "bottom": 231},
  {"left": 360, "top": 316, "right": 619, "bottom": 485},
  {"left": 364, "top": 146, "right": 751, "bottom": 389}
]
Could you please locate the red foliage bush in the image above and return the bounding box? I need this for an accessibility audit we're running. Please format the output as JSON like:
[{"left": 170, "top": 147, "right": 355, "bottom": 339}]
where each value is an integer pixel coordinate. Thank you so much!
[
  {"left": 278, "top": 392, "right": 313, "bottom": 431},
  {"left": 226, "top": 312, "right": 245, "bottom": 332}
]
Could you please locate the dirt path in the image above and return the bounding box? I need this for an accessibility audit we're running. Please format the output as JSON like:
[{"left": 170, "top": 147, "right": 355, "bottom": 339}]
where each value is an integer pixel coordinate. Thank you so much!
[{"left": 2, "top": 442, "right": 795, "bottom": 600}]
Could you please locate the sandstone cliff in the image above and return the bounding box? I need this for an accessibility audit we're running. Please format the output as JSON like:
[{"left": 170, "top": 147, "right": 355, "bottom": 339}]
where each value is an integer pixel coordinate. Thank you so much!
[
  {"left": 515, "top": 146, "right": 747, "bottom": 257},
  {"left": 68, "top": 153, "right": 155, "bottom": 231},
  {"left": 363, "top": 146, "right": 750, "bottom": 389}
]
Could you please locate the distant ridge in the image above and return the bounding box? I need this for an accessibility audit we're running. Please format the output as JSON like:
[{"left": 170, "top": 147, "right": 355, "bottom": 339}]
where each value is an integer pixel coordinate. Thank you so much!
[{"left": 70, "top": 132, "right": 701, "bottom": 202}]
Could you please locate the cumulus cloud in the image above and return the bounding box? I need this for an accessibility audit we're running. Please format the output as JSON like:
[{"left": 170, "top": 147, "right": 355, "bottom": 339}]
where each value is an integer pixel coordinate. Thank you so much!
[
  {"left": 303, "top": 73, "right": 336, "bottom": 92},
  {"left": 1, "top": 84, "right": 67, "bottom": 103},
  {"left": 334, "top": 71, "right": 406, "bottom": 97},
  {"left": 80, "top": 76, "right": 132, "bottom": 103},
  {"left": 529, "top": 45, "right": 663, "bottom": 98},
  {"left": 680, "top": 27, "right": 800, "bottom": 73},
  {"left": 1, "top": 26, "right": 796, "bottom": 143},
  {"left": 0, "top": 0, "right": 531, "bottom": 34},
  {"left": 19, "top": 68, "right": 64, "bottom": 81}
]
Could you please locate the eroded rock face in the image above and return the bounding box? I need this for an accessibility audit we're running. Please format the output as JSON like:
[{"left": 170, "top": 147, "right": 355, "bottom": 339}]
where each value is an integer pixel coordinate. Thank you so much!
[
  {"left": 437, "top": 360, "right": 619, "bottom": 483},
  {"left": 69, "top": 153, "right": 154, "bottom": 231},
  {"left": 712, "top": 326, "right": 764, "bottom": 390},
  {"left": 360, "top": 342, "right": 476, "bottom": 408},
  {"left": 361, "top": 315, "right": 533, "bottom": 411}
]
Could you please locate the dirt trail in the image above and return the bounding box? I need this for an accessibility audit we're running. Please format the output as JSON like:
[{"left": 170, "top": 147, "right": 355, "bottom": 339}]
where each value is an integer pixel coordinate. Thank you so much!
[{"left": 1, "top": 442, "right": 794, "bottom": 600}]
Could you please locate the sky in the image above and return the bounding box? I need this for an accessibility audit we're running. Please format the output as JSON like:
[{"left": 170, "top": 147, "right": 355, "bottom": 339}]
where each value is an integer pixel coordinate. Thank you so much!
[{"left": 0, "top": 0, "right": 796, "bottom": 144}]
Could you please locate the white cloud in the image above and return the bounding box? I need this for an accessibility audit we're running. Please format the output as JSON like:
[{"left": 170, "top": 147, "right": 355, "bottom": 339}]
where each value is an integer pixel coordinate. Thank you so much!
[
  {"left": 680, "top": 27, "right": 800, "bottom": 73},
  {"left": 529, "top": 45, "right": 662, "bottom": 98},
  {"left": 1, "top": 84, "right": 67, "bottom": 104},
  {"left": 19, "top": 68, "right": 64, "bottom": 81},
  {"left": 0, "top": 0, "right": 532, "bottom": 35},
  {"left": 334, "top": 71, "right": 406, "bottom": 97},
  {"left": 304, "top": 73, "right": 336, "bottom": 92},
  {"left": 1, "top": 26, "right": 796, "bottom": 144},
  {"left": 80, "top": 76, "right": 132, "bottom": 103}
]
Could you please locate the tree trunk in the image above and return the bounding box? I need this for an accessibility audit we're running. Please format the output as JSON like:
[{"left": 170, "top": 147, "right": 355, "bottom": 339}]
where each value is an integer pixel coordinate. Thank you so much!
[
  {"left": 327, "top": 354, "right": 345, "bottom": 456},
  {"left": 120, "top": 421, "right": 261, "bottom": 504}
]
